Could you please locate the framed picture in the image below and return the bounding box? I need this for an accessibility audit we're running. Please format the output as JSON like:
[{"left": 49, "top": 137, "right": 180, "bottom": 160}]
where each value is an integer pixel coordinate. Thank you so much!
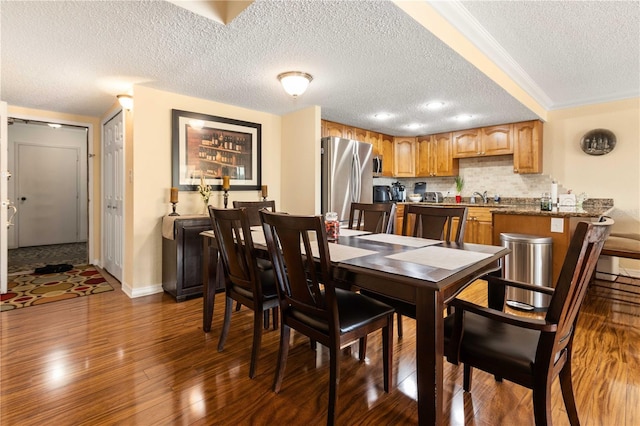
[{"left": 172, "top": 109, "right": 262, "bottom": 190}]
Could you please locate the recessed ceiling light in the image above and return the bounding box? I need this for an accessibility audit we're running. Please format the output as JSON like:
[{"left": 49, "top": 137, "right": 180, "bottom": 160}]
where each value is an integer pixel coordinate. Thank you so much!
[
  {"left": 374, "top": 113, "right": 392, "bottom": 120},
  {"left": 406, "top": 123, "right": 422, "bottom": 129},
  {"left": 48, "top": 123, "right": 62, "bottom": 129},
  {"left": 426, "top": 102, "right": 445, "bottom": 110},
  {"left": 454, "top": 114, "right": 474, "bottom": 122}
]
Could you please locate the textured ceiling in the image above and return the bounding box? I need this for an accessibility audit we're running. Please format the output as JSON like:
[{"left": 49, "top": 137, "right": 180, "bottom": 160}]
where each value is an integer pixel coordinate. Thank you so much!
[{"left": 2, "top": 0, "right": 638, "bottom": 137}]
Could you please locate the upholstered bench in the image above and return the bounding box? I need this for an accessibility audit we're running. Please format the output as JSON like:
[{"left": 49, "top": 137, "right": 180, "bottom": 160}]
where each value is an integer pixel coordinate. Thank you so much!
[{"left": 601, "top": 232, "right": 640, "bottom": 260}]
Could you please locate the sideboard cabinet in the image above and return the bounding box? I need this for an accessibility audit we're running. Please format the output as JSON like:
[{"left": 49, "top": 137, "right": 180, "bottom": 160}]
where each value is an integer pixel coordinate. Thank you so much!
[{"left": 162, "top": 216, "right": 215, "bottom": 302}]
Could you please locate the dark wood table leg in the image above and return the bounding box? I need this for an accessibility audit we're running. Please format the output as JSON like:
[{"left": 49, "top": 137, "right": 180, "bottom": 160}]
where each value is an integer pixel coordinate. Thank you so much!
[
  {"left": 415, "top": 287, "right": 445, "bottom": 426},
  {"left": 202, "top": 235, "right": 216, "bottom": 332}
]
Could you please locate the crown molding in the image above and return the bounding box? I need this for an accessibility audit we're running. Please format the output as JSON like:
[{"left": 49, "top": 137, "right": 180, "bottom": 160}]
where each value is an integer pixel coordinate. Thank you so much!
[{"left": 427, "top": 0, "right": 554, "bottom": 110}]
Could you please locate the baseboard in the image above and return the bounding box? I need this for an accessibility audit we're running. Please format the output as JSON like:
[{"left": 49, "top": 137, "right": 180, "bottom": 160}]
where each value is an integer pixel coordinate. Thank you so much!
[{"left": 120, "top": 281, "right": 164, "bottom": 299}]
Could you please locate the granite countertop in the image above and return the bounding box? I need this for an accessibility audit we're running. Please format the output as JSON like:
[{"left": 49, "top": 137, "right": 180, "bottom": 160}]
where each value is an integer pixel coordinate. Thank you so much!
[{"left": 400, "top": 198, "right": 613, "bottom": 218}]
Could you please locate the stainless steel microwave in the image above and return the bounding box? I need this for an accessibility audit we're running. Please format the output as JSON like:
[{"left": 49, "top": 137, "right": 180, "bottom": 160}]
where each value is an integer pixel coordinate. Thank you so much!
[{"left": 373, "top": 155, "right": 383, "bottom": 177}]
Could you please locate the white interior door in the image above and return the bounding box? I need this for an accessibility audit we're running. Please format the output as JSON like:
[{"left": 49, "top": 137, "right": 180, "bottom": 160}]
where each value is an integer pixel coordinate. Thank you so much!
[
  {"left": 17, "top": 143, "right": 79, "bottom": 247},
  {"left": 103, "top": 111, "right": 123, "bottom": 281},
  {"left": 1, "top": 101, "right": 9, "bottom": 293}
]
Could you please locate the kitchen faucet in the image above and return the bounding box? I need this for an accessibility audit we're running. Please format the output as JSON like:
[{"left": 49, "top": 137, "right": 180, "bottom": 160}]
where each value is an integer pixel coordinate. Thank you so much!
[{"left": 471, "top": 191, "right": 488, "bottom": 203}]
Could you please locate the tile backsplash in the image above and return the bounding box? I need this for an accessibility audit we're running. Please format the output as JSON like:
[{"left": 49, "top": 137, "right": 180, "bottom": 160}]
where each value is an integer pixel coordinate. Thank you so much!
[{"left": 375, "top": 156, "right": 568, "bottom": 199}]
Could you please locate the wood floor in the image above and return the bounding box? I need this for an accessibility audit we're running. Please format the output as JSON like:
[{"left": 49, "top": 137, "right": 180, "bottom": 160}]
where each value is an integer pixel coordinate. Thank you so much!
[{"left": 1, "top": 271, "right": 638, "bottom": 425}]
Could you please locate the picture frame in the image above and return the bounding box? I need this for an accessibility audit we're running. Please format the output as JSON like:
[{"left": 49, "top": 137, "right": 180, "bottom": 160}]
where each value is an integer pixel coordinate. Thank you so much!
[{"left": 171, "top": 109, "right": 262, "bottom": 190}]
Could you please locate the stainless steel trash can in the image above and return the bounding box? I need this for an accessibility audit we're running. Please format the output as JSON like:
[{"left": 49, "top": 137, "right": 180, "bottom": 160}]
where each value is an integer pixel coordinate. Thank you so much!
[{"left": 500, "top": 233, "right": 553, "bottom": 311}]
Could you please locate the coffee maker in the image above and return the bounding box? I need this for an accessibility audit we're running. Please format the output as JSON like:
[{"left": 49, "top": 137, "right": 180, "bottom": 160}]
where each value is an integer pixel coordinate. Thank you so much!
[{"left": 391, "top": 181, "right": 406, "bottom": 202}]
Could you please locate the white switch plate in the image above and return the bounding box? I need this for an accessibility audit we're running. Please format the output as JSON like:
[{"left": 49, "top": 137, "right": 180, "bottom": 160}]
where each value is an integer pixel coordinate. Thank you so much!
[{"left": 551, "top": 218, "right": 564, "bottom": 233}]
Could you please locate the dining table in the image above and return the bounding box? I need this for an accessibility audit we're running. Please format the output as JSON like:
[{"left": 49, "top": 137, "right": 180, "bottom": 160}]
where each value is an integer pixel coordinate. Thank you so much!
[{"left": 201, "top": 226, "right": 510, "bottom": 425}]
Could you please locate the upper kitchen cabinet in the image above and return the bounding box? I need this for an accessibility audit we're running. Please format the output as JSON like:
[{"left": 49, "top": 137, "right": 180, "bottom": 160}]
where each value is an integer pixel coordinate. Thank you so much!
[
  {"left": 322, "top": 120, "right": 344, "bottom": 138},
  {"left": 480, "top": 124, "right": 513, "bottom": 156},
  {"left": 393, "top": 137, "right": 416, "bottom": 177},
  {"left": 367, "top": 131, "right": 381, "bottom": 155},
  {"left": 513, "top": 120, "right": 543, "bottom": 174},
  {"left": 416, "top": 132, "right": 458, "bottom": 177},
  {"left": 452, "top": 128, "right": 480, "bottom": 158},
  {"left": 354, "top": 127, "right": 368, "bottom": 144},
  {"left": 379, "top": 133, "right": 394, "bottom": 177},
  {"left": 453, "top": 125, "right": 513, "bottom": 158}
]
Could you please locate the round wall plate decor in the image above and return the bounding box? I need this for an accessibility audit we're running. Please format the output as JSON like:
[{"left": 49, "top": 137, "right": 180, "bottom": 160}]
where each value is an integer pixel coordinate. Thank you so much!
[{"left": 580, "top": 128, "right": 616, "bottom": 155}]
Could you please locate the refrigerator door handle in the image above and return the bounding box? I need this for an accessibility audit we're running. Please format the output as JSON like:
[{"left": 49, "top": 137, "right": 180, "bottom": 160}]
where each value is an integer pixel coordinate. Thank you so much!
[{"left": 352, "top": 151, "right": 361, "bottom": 202}]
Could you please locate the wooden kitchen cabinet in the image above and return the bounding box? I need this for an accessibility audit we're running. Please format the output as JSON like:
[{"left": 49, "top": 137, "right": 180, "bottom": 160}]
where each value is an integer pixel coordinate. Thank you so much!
[
  {"left": 162, "top": 216, "right": 219, "bottom": 302},
  {"left": 513, "top": 120, "right": 543, "bottom": 174},
  {"left": 322, "top": 120, "right": 344, "bottom": 138},
  {"left": 480, "top": 124, "right": 513, "bottom": 156},
  {"left": 367, "top": 131, "right": 381, "bottom": 155},
  {"left": 393, "top": 137, "right": 416, "bottom": 177},
  {"left": 416, "top": 132, "right": 458, "bottom": 177},
  {"left": 464, "top": 207, "right": 493, "bottom": 245},
  {"left": 452, "top": 128, "right": 480, "bottom": 158},
  {"left": 379, "top": 133, "right": 394, "bottom": 177},
  {"left": 453, "top": 124, "right": 514, "bottom": 158}
]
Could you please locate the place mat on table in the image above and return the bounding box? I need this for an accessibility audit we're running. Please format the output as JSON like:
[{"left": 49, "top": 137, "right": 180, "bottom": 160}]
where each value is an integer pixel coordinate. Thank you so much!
[
  {"left": 386, "top": 245, "right": 493, "bottom": 270},
  {"left": 356, "top": 233, "right": 441, "bottom": 248},
  {"left": 336, "top": 228, "right": 371, "bottom": 237},
  {"left": 307, "top": 243, "right": 378, "bottom": 262}
]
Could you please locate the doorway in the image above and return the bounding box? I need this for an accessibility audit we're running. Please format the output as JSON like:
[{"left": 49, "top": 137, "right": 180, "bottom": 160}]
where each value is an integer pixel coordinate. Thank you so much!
[{"left": 7, "top": 119, "right": 89, "bottom": 274}]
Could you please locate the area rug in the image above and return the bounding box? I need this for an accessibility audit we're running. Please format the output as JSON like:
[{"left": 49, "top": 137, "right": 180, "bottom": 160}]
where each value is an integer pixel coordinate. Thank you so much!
[{"left": 0, "top": 266, "right": 113, "bottom": 311}]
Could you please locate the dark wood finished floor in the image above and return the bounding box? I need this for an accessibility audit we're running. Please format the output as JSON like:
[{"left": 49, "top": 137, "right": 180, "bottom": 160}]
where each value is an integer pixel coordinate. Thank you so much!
[{"left": 1, "top": 270, "right": 638, "bottom": 425}]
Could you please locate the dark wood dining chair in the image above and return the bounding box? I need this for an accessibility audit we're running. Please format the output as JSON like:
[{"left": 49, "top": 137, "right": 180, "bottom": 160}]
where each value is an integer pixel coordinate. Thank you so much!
[
  {"left": 365, "top": 204, "right": 469, "bottom": 337},
  {"left": 231, "top": 200, "right": 277, "bottom": 317},
  {"left": 444, "top": 218, "right": 613, "bottom": 426},
  {"left": 402, "top": 203, "right": 468, "bottom": 241},
  {"left": 348, "top": 202, "right": 395, "bottom": 234},
  {"left": 232, "top": 200, "right": 276, "bottom": 226},
  {"left": 208, "top": 206, "right": 280, "bottom": 379},
  {"left": 260, "top": 210, "right": 394, "bottom": 426}
]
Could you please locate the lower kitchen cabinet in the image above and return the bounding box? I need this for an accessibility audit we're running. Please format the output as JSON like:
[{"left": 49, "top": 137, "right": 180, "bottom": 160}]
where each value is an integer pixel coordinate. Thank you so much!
[
  {"left": 464, "top": 207, "right": 494, "bottom": 245},
  {"left": 162, "top": 216, "right": 221, "bottom": 302}
]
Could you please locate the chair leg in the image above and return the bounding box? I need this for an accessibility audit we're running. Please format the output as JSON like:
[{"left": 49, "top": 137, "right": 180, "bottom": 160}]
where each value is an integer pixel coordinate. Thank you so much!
[
  {"left": 559, "top": 360, "right": 580, "bottom": 425},
  {"left": 397, "top": 313, "right": 403, "bottom": 338},
  {"left": 272, "top": 307, "right": 279, "bottom": 330},
  {"left": 328, "top": 342, "right": 339, "bottom": 426},
  {"left": 249, "top": 308, "right": 264, "bottom": 379},
  {"left": 463, "top": 364, "right": 472, "bottom": 392},
  {"left": 383, "top": 321, "right": 392, "bottom": 392},
  {"left": 263, "top": 310, "right": 270, "bottom": 329},
  {"left": 532, "top": 380, "right": 552, "bottom": 426},
  {"left": 358, "top": 337, "right": 366, "bottom": 361},
  {"left": 217, "top": 296, "right": 234, "bottom": 352},
  {"left": 273, "top": 324, "right": 291, "bottom": 393}
]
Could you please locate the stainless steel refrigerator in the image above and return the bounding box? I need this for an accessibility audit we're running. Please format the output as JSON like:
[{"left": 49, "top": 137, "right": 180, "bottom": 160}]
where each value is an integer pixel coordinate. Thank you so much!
[{"left": 321, "top": 136, "right": 373, "bottom": 222}]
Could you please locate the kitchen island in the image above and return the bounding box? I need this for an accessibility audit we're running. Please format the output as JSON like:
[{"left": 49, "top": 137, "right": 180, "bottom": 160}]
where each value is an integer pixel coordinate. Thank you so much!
[{"left": 394, "top": 199, "right": 613, "bottom": 284}]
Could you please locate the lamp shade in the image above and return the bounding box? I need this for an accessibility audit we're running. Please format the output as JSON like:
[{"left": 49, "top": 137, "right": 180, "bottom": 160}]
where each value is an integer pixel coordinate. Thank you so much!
[
  {"left": 117, "top": 94, "right": 133, "bottom": 110},
  {"left": 277, "top": 71, "right": 313, "bottom": 97}
]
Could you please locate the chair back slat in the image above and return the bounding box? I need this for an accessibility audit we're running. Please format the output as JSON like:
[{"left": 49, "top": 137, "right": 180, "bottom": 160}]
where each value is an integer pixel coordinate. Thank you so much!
[
  {"left": 545, "top": 218, "right": 613, "bottom": 351},
  {"left": 261, "top": 211, "right": 335, "bottom": 322},
  {"left": 209, "top": 206, "right": 261, "bottom": 298},
  {"left": 348, "top": 202, "right": 395, "bottom": 233},
  {"left": 232, "top": 200, "right": 276, "bottom": 226},
  {"left": 402, "top": 204, "right": 468, "bottom": 243}
]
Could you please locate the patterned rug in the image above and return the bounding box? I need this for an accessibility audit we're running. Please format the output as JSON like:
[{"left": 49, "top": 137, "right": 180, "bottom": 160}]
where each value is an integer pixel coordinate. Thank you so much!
[{"left": 1, "top": 266, "right": 113, "bottom": 311}]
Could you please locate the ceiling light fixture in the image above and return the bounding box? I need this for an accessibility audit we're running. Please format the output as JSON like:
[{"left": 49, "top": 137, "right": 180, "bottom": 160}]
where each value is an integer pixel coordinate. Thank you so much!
[
  {"left": 277, "top": 71, "right": 313, "bottom": 97},
  {"left": 454, "top": 114, "right": 474, "bottom": 121},
  {"left": 406, "top": 123, "right": 422, "bottom": 129},
  {"left": 48, "top": 123, "right": 62, "bottom": 129},
  {"left": 117, "top": 94, "right": 134, "bottom": 110}
]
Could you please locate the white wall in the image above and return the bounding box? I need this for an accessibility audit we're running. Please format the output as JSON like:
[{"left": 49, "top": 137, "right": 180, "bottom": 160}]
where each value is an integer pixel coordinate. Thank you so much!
[{"left": 7, "top": 122, "right": 88, "bottom": 248}]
